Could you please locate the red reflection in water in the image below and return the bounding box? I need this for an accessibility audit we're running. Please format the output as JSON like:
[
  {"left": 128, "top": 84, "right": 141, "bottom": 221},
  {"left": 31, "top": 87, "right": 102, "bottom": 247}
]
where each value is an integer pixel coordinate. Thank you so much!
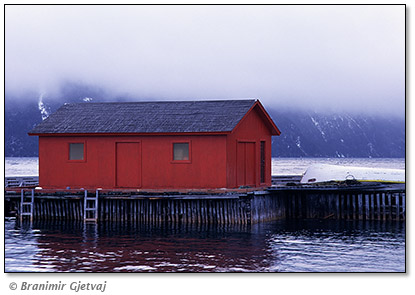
[{"left": 27, "top": 221, "right": 274, "bottom": 272}]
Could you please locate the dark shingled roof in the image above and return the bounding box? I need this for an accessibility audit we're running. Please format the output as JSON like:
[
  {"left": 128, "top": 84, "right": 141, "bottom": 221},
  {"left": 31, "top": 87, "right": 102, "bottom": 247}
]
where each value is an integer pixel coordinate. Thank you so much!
[{"left": 29, "top": 99, "right": 258, "bottom": 134}]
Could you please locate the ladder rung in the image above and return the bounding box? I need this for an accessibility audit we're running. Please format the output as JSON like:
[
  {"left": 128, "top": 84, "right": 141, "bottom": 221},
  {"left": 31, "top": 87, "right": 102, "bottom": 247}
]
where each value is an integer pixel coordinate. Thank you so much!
[
  {"left": 84, "top": 191, "right": 99, "bottom": 222},
  {"left": 21, "top": 213, "right": 32, "bottom": 216},
  {"left": 22, "top": 202, "right": 33, "bottom": 205}
]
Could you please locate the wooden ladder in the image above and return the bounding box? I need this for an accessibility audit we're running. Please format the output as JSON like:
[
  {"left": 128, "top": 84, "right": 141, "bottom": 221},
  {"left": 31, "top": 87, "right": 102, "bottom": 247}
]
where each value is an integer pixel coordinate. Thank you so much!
[
  {"left": 20, "top": 189, "right": 34, "bottom": 222},
  {"left": 84, "top": 190, "right": 99, "bottom": 222}
]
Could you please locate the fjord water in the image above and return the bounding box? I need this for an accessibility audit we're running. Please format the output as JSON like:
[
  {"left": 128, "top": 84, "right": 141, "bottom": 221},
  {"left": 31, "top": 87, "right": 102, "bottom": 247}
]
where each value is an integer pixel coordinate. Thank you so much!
[
  {"left": 4, "top": 157, "right": 405, "bottom": 272},
  {"left": 5, "top": 218, "right": 404, "bottom": 272}
]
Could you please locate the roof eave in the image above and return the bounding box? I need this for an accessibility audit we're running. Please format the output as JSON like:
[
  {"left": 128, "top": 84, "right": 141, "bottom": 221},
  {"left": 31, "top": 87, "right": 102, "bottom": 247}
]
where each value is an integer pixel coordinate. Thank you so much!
[
  {"left": 255, "top": 100, "right": 281, "bottom": 135},
  {"left": 28, "top": 131, "right": 232, "bottom": 137}
]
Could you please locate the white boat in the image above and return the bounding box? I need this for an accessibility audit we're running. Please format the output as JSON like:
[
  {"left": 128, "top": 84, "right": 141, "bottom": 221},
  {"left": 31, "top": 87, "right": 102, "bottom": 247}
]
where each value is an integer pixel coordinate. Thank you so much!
[{"left": 300, "top": 164, "right": 405, "bottom": 184}]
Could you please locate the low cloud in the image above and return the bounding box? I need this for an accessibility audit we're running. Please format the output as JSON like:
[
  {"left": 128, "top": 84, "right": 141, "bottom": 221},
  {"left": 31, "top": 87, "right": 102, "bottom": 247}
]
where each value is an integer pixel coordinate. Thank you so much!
[{"left": 5, "top": 5, "right": 405, "bottom": 116}]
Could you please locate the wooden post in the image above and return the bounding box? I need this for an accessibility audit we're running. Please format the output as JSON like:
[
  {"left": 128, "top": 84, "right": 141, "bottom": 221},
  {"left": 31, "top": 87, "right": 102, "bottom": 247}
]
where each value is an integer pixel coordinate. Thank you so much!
[
  {"left": 376, "top": 193, "right": 381, "bottom": 220},
  {"left": 199, "top": 200, "right": 203, "bottom": 224},
  {"left": 218, "top": 200, "right": 224, "bottom": 224},
  {"left": 74, "top": 200, "right": 78, "bottom": 220},
  {"left": 218, "top": 200, "right": 223, "bottom": 224},
  {"left": 369, "top": 193, "right": 374, "bottom": 220},
  {"left": 72, "top": 200, "right": 75, "bottom": 221},
  {"left": 223, "top": 200, "right": 227, "bottom": 224},
  {"left": 194, "top": 200, "right": 198, "bottom": 224},
  {"left": 228, "top": 200, "right": 233, "bottom": 224},
  {"left": 352, "top": 194, "right": 357, "bottom": 220},
  {"left": 203, "top": 200, "right": 209, "bottom": 224},
  {"left": 131, "top": 199, "right": 135, "bottom": 223},
  {"left": 119, "top": 199, "right": 123, "bottom": 222},
  {"left": 108, "top": 199, "right": 111, "bottom": 221},
  {"left": 381, "top": 193, "right": 386, "bottom": 221},
  {"left": 346, "top": 194, "right": 351, "bottom": 220},
  {"left": 242, "top": 199, "right": 247, "bottom": 224},
  {"left": 112, "top": 199, "right": 116, "bottom": 221},
  {"left": 206, "top": 200, "right": 210, "bottom": 224},
  {"left": 236, "top": 199, "right": 240, "bottom": 223},
  {"left": 358, "top": 194, "right": 363, "bottom": 220},
  {"left": 387, "top": 193, "right": 392, "bottom": 220},
  {"left": 189, "top": 200, "right": 193, "bottom": 224},
  {"left": 395, "top": 193, "right": 400, "bottom": 220}
]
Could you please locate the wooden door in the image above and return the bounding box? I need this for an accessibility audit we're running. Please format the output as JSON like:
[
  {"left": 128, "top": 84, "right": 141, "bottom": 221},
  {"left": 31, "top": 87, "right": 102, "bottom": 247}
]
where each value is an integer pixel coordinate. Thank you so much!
[
  {"left": 237, "top": 142, "right": 256, "bottom": 187},
  {"left": 116, "top": 142, "right": 141, "bottom": 188}
]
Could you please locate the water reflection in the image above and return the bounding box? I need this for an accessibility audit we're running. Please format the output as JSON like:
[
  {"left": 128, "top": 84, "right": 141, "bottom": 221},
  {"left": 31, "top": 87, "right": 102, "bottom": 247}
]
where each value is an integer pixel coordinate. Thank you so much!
[
  {"left": 266, "top": 220, "right": 405, "bottom": 272},
  {"left": 5, "top": 218, "right": 405, "bottom": 272}
]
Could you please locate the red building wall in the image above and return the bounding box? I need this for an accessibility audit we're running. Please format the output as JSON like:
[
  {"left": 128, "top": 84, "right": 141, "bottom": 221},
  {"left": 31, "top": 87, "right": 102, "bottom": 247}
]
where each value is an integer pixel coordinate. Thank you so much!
[{"left": 39, "top": 135, "right": 227, "bottom": 189}]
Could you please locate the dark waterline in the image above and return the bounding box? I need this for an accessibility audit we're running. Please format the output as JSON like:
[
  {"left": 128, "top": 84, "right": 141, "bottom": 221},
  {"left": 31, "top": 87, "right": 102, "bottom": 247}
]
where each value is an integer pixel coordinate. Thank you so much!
[{"left": 5, "top": 218, "right": 405, "bottom": 272}]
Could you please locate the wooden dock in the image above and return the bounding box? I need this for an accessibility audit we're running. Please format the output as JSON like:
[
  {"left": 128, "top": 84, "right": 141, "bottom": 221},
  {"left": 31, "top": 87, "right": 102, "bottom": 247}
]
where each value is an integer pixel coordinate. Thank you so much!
[
  {"left": 5, "top": 180, "right": 405, "bottom": 224},
  {"left": 5, "top": 190, "right": 281, "bottom": 224},
  {"left": 5, "top": 176, "right": 39, "bottom": 188},
  {"left": 4, "top": 175, "right": 302, "bottom": 188},
  {"left": 269, "top": 182, "right": 405, "bottom": 221}
]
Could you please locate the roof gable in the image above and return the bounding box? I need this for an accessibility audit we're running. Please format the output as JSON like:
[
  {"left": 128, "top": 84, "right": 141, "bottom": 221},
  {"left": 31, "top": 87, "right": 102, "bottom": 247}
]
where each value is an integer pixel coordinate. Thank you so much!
[
  {"left": 231, "top": 100, "right": 281, "bottom": 136},
  {"left": 29, "top": 100, "right": 262, "bottom": 135}
]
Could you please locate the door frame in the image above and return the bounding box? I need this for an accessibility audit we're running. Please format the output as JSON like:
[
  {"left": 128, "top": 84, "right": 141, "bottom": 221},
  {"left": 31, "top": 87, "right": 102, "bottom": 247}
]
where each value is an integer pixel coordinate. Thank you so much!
[
  {"left": 114, "top": 140, "right": 142, "bottom": 188},
  {"left": 236, "top": 140, "right": 257, "bottom": 187}
]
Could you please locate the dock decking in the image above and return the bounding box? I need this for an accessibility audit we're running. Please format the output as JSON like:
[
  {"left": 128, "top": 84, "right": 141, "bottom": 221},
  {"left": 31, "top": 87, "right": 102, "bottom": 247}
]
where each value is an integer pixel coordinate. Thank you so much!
[
  {"left": 5, "top": 175, "right": 303, "bottom": 188},
  {"left": 5, "top": 176, "right": 39, "bottom": 188}
]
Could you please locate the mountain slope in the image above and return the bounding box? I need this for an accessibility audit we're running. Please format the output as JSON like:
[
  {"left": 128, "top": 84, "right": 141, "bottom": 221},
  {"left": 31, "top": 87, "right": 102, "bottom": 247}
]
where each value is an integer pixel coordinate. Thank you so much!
[
  {"left": 4, "top": 96, "right": 405, "bottom": 158},
  {"left": 270, "top": 109, "right": 405, "bottom": 158}
]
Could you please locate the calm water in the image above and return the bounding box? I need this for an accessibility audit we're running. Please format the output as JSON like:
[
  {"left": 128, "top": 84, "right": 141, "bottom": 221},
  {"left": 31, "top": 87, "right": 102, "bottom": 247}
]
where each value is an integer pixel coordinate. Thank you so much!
[{"left": 5, "top": 218, "right": 405, "bottom": 272}]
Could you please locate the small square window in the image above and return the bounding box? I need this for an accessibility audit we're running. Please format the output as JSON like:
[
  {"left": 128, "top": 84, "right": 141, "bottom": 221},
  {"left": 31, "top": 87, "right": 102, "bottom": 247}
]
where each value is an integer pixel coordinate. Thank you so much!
[
  {"left": 173, "top": 143, "right": 189, "bottom": 161},
  {"left": 69, "top": 143, "right": 84, "bottom": 160}
]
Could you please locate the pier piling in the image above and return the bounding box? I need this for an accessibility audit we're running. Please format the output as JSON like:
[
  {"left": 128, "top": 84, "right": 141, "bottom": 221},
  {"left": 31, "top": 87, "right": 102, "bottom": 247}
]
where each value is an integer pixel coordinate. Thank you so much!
[{"left": 6, "top": 182, "right": 405, "bottom": 224}]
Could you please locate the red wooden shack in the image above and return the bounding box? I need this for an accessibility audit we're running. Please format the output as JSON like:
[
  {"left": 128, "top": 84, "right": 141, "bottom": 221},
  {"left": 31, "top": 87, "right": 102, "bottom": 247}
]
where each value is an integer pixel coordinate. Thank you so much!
[{"left": 28, "top": 99, "right": 280, "bottom": 190}]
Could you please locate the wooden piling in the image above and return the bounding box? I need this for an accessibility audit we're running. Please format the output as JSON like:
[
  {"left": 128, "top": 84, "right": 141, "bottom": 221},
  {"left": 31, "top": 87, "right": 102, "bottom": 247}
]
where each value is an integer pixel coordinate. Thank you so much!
[
  {"left": 8, "top": 184, "right": 405, "bottom": 224},
  {"left": 395, "top": 193, "right": 401, "bottom": 220}
]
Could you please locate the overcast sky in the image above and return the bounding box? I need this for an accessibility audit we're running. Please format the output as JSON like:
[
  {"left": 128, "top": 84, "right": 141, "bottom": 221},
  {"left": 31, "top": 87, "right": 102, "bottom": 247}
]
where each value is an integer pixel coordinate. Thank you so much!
[{"left": 5, "top": 5, "right": 405, "bottom": 116}]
